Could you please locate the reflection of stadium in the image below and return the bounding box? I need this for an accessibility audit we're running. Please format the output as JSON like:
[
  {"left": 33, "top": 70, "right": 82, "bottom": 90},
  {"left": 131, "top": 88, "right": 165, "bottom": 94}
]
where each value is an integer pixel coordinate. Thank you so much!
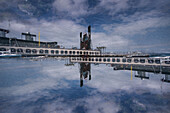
[
  {"left": 161, "top": 74, "right": 170, "bottom": 83},
  {"left": 135, "top": 71, "right": 149, "bottom": 80}
]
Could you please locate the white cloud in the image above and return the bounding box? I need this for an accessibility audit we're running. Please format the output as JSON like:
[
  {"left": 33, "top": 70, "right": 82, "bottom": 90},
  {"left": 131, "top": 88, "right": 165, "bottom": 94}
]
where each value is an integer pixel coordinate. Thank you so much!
[
  {"left": 53, "top": 0, "right": 88, "bottom": 17},
  {"left": 98, "top": 0, "right": 129, "bottom": 16},
  {"left": 84, "top": 95, "right": 119, "bottom": 113},
  {"left": 86, "top": 65, "right": 170, "bottom": 94},
  {"left": 102, "top": 17, "right": 170, "bottom": 36},
  {"left": 92, "top": 32, "right": 130, "bottom": 50},
  {"left": 0, "top": 19, "right": 85, "bottom": 48},
  {"left": 0, "top": 18, "right": 131, "bottom": 50}
]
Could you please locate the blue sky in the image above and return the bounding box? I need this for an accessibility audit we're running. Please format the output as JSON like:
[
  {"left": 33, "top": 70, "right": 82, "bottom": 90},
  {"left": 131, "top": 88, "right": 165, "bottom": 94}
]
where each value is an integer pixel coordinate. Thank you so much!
[{"left": 0, "top": 0, "right": 170, "bottom": 52}]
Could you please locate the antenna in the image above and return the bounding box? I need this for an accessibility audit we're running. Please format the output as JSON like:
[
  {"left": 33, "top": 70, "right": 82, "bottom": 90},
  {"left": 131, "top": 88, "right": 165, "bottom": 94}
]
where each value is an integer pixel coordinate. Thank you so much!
[
  {"left": 8, "top": 19, "right": 11, "bottom": 29},
  {"left": 8, "top": 19, "right": 11, "bottom": 37}
]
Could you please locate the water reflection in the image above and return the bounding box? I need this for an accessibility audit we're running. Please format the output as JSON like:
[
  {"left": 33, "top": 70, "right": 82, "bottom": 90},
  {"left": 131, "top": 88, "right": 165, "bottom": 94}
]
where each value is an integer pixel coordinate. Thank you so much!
[
  {"left": 135, "top": 71, "right": 149, "bottom": 80},
  {"left": 162, "top": 74, "right": 170, "bottom": 83},
  {"left": 80, "top": 63, "right": 91, "bottom": 87},
  {"left": 0, "top": 58, "right": 170, "bottom": 113}
]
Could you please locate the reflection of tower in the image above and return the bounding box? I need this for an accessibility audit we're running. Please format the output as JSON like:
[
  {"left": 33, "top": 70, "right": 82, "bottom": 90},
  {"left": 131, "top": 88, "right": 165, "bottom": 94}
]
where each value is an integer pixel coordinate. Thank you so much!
[
  {"left": 135, "top": 71, "right": 149, "bottom": 80},
  {"left": 80, "top": 63, "right": 91, "bottom": 87},
  {"left": 80, "top": 25, "right": 91, "bottom": 50},
  {"left": 161, "top": 74, "right": 170, "bottom": 83}
]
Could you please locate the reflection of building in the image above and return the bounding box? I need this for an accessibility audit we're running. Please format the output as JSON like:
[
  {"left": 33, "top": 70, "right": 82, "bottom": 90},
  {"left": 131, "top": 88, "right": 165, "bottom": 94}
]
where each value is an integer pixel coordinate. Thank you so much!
[
  {"left": 80, "top": 63, "right": 91, "bottom": 87},
  {"left": 161, "top": 74, "right": 170, "bottom": 83},
  {"left": 135, "top": 71, "right": 149, "bottom": 80}
]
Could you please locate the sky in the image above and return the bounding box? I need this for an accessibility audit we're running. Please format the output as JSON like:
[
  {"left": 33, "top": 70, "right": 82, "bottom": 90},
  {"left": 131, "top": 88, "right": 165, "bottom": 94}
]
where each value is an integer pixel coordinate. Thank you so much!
[{"left": 0, "top": 0, "right": 170, "bottom": 53}]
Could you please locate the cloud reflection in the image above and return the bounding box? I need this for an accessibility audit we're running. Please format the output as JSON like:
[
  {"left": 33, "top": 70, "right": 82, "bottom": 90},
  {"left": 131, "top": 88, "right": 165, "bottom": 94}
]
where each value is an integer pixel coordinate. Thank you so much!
[{"left": 0, "top": 59, "right": 170, "bottom": 113}]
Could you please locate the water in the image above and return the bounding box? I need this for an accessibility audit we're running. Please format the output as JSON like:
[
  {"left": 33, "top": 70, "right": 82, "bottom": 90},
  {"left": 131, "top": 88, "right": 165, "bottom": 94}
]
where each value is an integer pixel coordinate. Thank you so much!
[{"left": 0, "top": 58, "right": 169, "bottom": 113}]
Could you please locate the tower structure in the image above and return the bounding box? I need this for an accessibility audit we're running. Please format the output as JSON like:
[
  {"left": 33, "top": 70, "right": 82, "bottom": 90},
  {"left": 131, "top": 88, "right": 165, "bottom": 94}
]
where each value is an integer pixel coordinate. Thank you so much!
[{"left": 80, "top": 25, "right": 91, "bottom": 50}]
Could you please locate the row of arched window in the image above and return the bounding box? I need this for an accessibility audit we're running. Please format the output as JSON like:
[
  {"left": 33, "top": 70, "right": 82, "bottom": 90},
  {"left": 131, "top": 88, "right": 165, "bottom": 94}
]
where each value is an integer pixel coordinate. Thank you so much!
[
  {"left": 1, "top": 48, "right": 99, "bottom": 55},
  {"left": 72, "top": 58, "right": 162, "bottom": 64}
]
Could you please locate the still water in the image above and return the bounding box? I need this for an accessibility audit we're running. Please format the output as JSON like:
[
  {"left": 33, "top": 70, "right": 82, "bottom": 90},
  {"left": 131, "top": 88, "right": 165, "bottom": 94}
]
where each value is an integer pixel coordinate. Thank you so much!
[{"left": 0, "top": 58, "right": 169, "bottom": 113}]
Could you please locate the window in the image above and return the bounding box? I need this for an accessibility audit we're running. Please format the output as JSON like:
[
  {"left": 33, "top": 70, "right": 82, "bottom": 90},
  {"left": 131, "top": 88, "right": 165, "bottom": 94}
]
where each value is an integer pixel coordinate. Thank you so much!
[
  {"left": 56, "top": 50, "right": 59, "bottom": 54},
  {"left": 69, "top": 51, "right": 72, "bottom": 54},
  {"left": 134, "top": 59, "right": 139, "bottom": 63},
  {"left": 155, "top": 59, "right": 160, "bottom": 64},
  {"left": 89, "top": 58, "right": 91, "bottom": 61},
  {"left": 92, "top": 58, "right": 94, "bottom": 61},
  {"left": 73, "top": 51, "right": 75, "bottom": 54},
  {"left": 80, "top": 51, "right": 82, "bottom": 55},
  {"left": 77, "top": 51, "right": 79, "bottom": 55},
  {"left": 148, "top": 59, "right": 154, "bottom": 63},
  {"left": 0, "top": 48, "right": 6, "bottom": 51},
  {"left": 140, "top": 59, "right": 145, "bottom": 63},
  {"left": 26, "top": 49, "right": 31, "bottom": 53},
  {"left": 122, "top": 59, "right": 126, "bottom": 62},
  {"left": 45, "top": 50, "right": 48, "bottom": 54},
  {"left": 61, "top": 50, "right": 64, "bottom": 54},
  {"left": 99, "top": 58, "right": 102, "bottom": 62},
  {"left": 11, "top": 48, "right": 16, "bottom": 53},
  {"left": 127, "top": 59, "right": 131, "bottom": 63},
  {"left": 39, "top": 50, "right": 44, "bottom": 53},
  {"left": 51, "top": 50, "right": 54, "bottom": 54},
  {"left": 117, "top": 59, "right": 120, "bottom": 62},
  {"left": 32, "top": 49, "right": 37, "bottom": 53},
  {"left": 165, "top": 61, "right": 170, "bottom": 64},
  {"left": 112, "top": 58, "right": 115, "bottom": 62},
  {"left": 17, "top": 49, "right": 23, "bottom": 53},
  {"left": 107, "top": 58, "right": 110, "bottom": 62},
  {"left": 96, "top": 58, "right": 98, "bottom": 61},
  {"left": 103, "top": 58, "right": 106, "bottom": 62},
  {"left": 65, "top": 51, "right": 68, "bottom": 54}
]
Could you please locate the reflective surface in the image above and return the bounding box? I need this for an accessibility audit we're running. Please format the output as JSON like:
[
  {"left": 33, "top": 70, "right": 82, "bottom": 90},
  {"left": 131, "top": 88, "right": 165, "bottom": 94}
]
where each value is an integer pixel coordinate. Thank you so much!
[{"left": 0, "top": 58, "right": 170, "bottom": 113}]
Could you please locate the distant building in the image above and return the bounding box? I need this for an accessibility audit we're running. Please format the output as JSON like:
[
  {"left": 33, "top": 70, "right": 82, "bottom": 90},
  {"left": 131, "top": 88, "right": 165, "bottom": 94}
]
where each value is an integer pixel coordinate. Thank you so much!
[
  {"left": 80, "top": 25, "right": 91, "bottom": 50},
  {"left": 0, "top": 28, "right": 9, "bottom": 37}
]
